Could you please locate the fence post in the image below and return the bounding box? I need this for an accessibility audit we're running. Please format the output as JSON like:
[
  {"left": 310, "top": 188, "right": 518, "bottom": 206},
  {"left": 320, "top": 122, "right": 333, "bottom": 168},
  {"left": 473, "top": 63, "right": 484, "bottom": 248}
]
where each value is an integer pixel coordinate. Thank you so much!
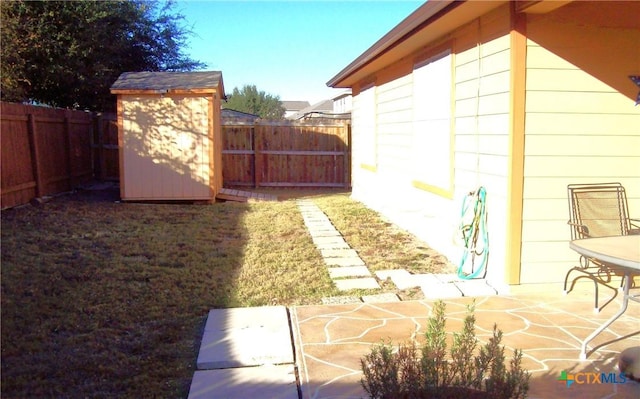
[
  {"left": 250, "top": 124, "right": 255, "bottom": 188},
  {"left": 94, "top": 113, "right": 104, "bottom": 180},
  {"left": 253, "top": 122, "right": 260, "bottom": 188},
  {"left": 344, "top": 121, "right": 351, "bottom": 188},
  {"left": 64, "top": 115, "right": 73, "bottom": 188},
  {"left": 26, "top": 114, "right": 44, "bottom": 197}
]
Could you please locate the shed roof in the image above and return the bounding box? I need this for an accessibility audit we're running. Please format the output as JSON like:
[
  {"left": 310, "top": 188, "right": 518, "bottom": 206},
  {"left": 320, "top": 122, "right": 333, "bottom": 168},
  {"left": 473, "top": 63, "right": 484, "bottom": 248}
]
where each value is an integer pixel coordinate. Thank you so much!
[{"left": 110, "top": 71, "right": 224, "bottom": 95}]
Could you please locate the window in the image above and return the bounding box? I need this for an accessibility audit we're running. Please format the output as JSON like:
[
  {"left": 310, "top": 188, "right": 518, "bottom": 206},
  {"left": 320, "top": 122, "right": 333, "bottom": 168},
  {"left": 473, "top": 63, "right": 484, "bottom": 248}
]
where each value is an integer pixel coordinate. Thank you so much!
[{"left": 412, "top": 50, "right": 453, "bottom": 195}]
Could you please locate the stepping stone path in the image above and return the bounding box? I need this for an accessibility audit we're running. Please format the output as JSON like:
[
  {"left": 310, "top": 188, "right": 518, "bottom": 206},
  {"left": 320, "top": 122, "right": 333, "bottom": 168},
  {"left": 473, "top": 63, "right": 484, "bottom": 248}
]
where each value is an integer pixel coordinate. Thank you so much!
[
  {"left": 188, "top": 306, "right": 299, "bottom": 399},
  {"left": 297, "top": 199, "right": 381, "bottom": 291},
  {"left": 375, "top": 270, "right": 497, "bottom": 298},
  {"left": 187, "top": 201, "right": 499, "bottom": 397}
]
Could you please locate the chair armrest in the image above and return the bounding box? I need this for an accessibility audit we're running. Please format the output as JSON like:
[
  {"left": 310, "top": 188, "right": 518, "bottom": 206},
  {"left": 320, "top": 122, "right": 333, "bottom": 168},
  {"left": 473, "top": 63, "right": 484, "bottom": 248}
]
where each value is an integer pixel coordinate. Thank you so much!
[
  {"left": 568, "top": 221, "right": 590, "bottom": 237},
  {"left": 629, "top": 218, "right": 640, "bottom": 235}
]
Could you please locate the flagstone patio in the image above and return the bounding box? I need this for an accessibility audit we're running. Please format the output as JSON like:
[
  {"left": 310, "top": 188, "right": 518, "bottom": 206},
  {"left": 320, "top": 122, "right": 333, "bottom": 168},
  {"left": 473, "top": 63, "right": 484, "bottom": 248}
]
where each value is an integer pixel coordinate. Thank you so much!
[{"left": 291, "top": 286, "right": 640, "bottom": 399}]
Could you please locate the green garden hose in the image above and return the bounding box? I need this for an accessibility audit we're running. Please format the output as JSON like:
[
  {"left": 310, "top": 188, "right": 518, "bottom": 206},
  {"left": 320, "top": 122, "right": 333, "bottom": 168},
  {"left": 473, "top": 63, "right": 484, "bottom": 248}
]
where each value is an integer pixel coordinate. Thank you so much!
[{"left": 457, "top": 186, "right": 488, "bottom": 279}]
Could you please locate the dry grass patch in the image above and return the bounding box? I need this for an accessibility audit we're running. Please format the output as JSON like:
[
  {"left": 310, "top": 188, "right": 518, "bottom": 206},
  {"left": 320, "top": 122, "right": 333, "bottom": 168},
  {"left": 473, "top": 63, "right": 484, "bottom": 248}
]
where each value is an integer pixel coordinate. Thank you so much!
[
  {"left": 313, "top": 193, "right": 455, "bottom": 274},
  {"left": 1, "top": 189, "right": 335, "bottom": 398},
  {"left": 1, "top": 188, "right": 454, "bottom": 398}
]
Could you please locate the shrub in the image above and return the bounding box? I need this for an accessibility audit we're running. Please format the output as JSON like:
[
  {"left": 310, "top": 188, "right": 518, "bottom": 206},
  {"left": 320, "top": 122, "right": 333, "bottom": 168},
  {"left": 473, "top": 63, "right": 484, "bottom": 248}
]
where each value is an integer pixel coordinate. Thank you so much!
[{"left": 360, "top": 300, "right": 530, "bottom": 399}]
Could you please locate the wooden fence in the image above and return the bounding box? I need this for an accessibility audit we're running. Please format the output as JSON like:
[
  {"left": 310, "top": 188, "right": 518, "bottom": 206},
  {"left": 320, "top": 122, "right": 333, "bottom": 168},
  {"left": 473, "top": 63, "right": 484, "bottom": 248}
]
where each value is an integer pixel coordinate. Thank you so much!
[
  {"left": 1, "top": 102, "right": 117, "bottom": 209},
  {"left": 222, "top": 121, "right": 351, "bottom": 188},
  {"left": 1, "top": 101, "right": 350, "bottom": 208},
  {"left": 93, "top": 113, "right": 119, "bottom": 181}
]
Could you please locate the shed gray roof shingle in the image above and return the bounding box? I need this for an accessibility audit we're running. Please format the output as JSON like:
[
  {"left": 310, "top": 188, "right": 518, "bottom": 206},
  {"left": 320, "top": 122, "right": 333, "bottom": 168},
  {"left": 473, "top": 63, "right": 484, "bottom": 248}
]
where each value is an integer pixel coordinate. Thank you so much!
[{"left": 110, "top": 71, "right": 223, "bottom": 92}]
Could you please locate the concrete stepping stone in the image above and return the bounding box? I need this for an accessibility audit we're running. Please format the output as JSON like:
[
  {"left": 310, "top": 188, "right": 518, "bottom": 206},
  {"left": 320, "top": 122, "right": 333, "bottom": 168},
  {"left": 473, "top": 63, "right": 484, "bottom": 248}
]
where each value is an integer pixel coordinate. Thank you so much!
[
  {"left": 312, "top": 236, "right": 348, "bottom": 246},
  {"left": 362, "top": 293, "right": 401, "bottom": 303},
  {"left": 328, "top": 266, "right": 371, "bottom": 279},
  {"left": 376, "top": 269, "right": 411, "bottom": 281},
  {"left": 420, "top": 282, "right": 463, "bottom": 299},
  {"left": 376, "top": 269, "right": 435, "bottom": 290},
  {"left": 196, "top": 306, "right": 294, "bottom": 369},
  {"left": 434, "top": 273, "right": 460, "bottom": 283},
  {"left": 321, "top": 295, "right": 362, "bottom": 304},
  {"left": 324, "top": 256, "right": 366, "bottom": 267},
  {"left": 188, "top": 364, "right": 298, "bottom": 399},
  {"left": 334, "top": 277, "right": 380, "bottom": 290},
  {"left": 309, "top": 230, "right": 343, "bottom": 238},
  {"left": 306, "top": 225, "right": 338, "bottom": 233},
  {"left": 320, "top": 248, "right": 360, "bottom": 258},
  {"left": 316, "top": 242, "right": 351, "bottom": 250},
  {"left": 301, "top": 216, "right": 327, "bottom": 222},
  {"left": 453, "top": 279, "right": 497, "bottom": 297}
]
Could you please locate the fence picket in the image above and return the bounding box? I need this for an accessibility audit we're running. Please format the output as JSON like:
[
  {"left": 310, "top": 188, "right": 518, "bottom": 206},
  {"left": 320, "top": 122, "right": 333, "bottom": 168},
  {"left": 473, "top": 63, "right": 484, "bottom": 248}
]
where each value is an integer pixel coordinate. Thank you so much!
[{"left": 221, "top": 121, "right": 351, "bottom": 188}]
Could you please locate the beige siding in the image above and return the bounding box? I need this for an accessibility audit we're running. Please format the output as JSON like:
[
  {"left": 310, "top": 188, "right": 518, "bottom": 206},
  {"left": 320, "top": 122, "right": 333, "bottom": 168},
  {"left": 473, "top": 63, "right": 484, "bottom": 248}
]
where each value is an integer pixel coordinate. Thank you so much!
[
  {"left": 376, "top": 75, "right": 413, "bottom": 178},
  {"left": 121, "top": 95, "right": 212, "bottom": 200},
  {"left": 453, "top": 11, "right": 512, "bottom": 287},
  {"left": 520, "top": 33, "right": 640, "bottom": 283},
  {"left": 347, "top": 0, "right": 639, "bottom": 290},
  {"left": 351, "top": 6, "right": 515, "bottom": 288}
]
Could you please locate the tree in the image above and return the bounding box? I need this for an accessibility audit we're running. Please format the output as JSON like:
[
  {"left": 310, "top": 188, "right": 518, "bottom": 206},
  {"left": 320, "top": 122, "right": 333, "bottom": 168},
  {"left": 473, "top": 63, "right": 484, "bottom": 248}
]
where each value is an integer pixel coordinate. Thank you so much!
[
  {"left": 0, "top": 0, "right": 205, "bottom": 111},
  {"left": 224, "top": 85, "right": 285, "bottom": 120}
]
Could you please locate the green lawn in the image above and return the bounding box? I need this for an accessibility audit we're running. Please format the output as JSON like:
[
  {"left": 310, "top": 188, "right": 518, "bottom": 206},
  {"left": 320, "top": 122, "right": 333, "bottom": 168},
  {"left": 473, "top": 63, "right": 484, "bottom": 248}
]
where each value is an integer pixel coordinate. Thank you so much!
[{"left": 1, "top": 188, "right": 451, "bottom": 398}]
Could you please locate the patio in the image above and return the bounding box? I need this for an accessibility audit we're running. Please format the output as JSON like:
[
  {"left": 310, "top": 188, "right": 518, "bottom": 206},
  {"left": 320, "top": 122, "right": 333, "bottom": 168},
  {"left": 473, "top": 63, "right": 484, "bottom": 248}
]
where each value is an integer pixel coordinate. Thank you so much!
[{"left": 291, "top": 285, "right": 640, "bottom": 399}]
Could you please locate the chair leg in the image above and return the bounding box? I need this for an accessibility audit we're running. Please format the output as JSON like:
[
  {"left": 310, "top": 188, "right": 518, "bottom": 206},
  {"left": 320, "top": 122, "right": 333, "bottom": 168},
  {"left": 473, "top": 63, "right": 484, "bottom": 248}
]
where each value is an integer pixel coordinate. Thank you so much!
[
  {"left": 564, "top": 267, "right": 580, "bottom": 294},
  {"left": 565, "top": 268, "right": 619, "bottom": 313},
  {"left": 593, "top": 278, "right": 599, "bottom": 313}
]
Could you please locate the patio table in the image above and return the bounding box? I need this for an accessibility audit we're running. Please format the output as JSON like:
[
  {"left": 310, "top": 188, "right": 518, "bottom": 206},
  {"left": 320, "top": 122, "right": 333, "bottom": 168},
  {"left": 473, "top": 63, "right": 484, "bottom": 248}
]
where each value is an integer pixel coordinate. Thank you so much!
[{"left": 569, "top": 235, "right": 640, "bottom": 359}]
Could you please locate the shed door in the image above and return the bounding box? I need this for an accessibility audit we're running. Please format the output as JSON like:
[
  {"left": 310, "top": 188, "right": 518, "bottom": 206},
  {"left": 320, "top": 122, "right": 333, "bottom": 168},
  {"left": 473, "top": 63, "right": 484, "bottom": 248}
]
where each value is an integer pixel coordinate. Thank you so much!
[{"left": 122, "top": 95, "right": 212, "bottom": 200}]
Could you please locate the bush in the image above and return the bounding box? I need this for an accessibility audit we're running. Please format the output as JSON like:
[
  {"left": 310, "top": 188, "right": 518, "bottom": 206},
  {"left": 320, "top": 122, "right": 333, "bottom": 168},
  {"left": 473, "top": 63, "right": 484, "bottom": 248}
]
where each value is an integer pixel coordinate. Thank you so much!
[{"left": 361, "top": 300, "right": 530, "bottom": 399}]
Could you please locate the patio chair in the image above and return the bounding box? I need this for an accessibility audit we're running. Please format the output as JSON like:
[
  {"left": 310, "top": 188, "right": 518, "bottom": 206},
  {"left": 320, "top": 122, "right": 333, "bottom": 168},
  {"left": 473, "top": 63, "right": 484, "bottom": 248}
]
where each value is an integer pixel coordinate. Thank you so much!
[{"left": 565, "top": 182, "right": 640, "bottom": 312}]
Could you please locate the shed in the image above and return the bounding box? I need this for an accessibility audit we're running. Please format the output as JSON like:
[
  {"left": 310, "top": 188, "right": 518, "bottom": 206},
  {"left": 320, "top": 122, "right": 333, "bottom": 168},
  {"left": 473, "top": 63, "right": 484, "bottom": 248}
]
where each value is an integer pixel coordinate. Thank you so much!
[{"left": 110, "top": 71, "right": 225, "bottom": 201}]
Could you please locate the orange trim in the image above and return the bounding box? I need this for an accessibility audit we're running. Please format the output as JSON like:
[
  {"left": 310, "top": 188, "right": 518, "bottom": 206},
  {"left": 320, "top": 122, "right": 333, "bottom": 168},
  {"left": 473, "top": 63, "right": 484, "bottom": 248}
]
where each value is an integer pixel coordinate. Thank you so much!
[
  {"left": 116, "top": 95, "right": 125, "bottom": 200},
  {"left": 360, "top": 163, "right": 377, "bottom": 172},
  {"left": 209, "top": 94, "right": 216, "bottom": 198},
  {"left": 110, "top": 88, "right": 218, "bottom": 95},
  {"left": 411, "top": 180, "right": 454, "bottom": 199},
  {"left": 506, "top": 3, "right": 527, "bottom": 285}
]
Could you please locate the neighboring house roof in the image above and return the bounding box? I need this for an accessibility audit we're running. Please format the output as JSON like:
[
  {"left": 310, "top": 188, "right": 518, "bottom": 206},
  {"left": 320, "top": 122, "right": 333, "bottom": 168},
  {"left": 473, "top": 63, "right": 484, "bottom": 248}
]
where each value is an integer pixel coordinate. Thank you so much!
[
  {"left": 282, "top": 100, "right": 311, "bottom": 111},
  {"left": 290, "top": 99, "right": 349, "bottom": 120},
  {"left": 327, "top": 0, "right": 571, "bottom": 88},
  {"left": 289, "top": 99, "right": 332, "bottom": 119},
  {"left": 111, "top": 71, "right": 225, "bottom": 95},
  {"left": 332, "top": 90, "right": 352, "bottom": 101},
  {"left": 221, "top": 108, "right": 260, "bottom": 121}
]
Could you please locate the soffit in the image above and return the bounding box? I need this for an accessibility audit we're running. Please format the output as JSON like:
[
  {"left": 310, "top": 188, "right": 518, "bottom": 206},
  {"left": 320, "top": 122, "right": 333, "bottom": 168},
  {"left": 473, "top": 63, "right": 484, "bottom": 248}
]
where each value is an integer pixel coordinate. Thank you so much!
[{"left": 328, "top": 1, "right": 507, "bottom": 88}]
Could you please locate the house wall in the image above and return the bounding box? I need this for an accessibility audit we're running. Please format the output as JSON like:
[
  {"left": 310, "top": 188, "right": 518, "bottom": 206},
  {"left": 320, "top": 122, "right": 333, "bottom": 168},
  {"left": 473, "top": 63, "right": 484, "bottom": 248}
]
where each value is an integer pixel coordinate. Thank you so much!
[
  {"left": 350, "top": 1, "right": 640, "bottom": 289},
  {"left": 120, "top": 94, "right": 214, "bottom": 200},
  {"left": 333, "top": 95, "right": 352, "bottom": 113},
  {"left": 519, "top": 1, "right": 640, "bottom": 284},
  {"left": 350, "top": 4, "right": 514, "bottom": 290}
]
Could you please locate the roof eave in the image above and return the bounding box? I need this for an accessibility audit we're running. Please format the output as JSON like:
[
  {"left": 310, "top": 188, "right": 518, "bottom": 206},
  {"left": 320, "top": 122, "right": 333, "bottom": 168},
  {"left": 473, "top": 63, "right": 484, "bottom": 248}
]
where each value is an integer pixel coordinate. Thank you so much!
[
  {"left": 110, "top": 88, "right": 221, "bottom": 95},
  {"left": 326, "top": 0, "right": 457, "bottom": 88}
]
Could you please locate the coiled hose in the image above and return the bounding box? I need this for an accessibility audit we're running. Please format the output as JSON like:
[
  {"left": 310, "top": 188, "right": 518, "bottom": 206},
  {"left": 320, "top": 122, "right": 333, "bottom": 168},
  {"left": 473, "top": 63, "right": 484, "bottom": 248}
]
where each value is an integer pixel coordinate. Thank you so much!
[{"left": 457, "top": 186, "right": 488, "bottom": 279}]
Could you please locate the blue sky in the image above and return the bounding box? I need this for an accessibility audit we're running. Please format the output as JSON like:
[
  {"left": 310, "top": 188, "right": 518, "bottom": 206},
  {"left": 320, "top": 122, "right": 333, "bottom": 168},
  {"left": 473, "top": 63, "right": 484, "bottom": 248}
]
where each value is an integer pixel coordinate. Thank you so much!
[{"left": 177, "top": 1, "right": 423, "bottom": 104}]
